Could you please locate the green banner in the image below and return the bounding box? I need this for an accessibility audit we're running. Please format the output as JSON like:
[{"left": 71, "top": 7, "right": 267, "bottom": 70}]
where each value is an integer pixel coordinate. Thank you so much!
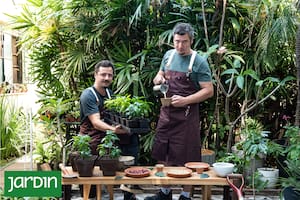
[{"left": 4, "top": 171, "right": 62, "bottom": 197}]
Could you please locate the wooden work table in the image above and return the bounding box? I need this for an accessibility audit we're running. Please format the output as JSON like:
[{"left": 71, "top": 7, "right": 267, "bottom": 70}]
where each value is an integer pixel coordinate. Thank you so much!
[{"left": 62, "top": 166, "right": 228, "bottom": 200}]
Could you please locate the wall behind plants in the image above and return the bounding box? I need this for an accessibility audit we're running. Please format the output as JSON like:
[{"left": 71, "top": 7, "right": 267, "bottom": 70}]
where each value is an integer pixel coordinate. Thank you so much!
[{"left": 7, "top": 0, "right": 299, "bottom": 162}]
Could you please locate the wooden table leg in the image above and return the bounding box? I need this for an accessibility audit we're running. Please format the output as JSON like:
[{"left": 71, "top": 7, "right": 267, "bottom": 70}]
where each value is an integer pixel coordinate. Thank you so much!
[
  {"left": 62, "top": 185, "right": 71, "bottom": 200},
  {"left": 107, "top": 185, "right": 114, "bottom": 200},
  {"left": 223, "top": 185, "right": 230, "bottom": 200},
  {"left": 96, "top": 185, "right": 102, "bottom": 200},
  {"left": 83, "top": 184, "right": 91, "bottom": 200},
  {"left": 202, "top": 185, "right": 211, "bottom": 200}
]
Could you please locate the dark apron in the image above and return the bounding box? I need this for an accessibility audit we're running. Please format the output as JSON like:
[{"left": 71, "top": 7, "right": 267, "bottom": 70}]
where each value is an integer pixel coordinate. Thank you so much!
[
  {"left": 80, "top": 115, "right": 106, "bottom": 155},
  {"left": 152, "top": 70, "right": 201, "bottom": 166}
]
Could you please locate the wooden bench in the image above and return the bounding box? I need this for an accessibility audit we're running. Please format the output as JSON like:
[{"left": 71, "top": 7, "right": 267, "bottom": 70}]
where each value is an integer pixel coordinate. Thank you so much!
[{"left": 62, "top": 166, "right": 228, "bottom": 200}]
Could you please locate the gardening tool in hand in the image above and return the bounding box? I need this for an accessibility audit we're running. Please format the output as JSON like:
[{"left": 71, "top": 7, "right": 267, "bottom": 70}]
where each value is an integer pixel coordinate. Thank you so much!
[{"left": 227, "top": 174, "right": 244, "bottom": 200}]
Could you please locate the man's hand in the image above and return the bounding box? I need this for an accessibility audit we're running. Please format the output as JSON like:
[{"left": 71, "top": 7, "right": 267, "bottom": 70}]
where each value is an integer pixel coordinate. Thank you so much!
[
  {"left": 153, "top": 72, "right": 165, "bottom": 85},
  {"left": 114, "top": 124, "right": 129, "bottom": 134},
  {"left": 171, "top": 95, "right": 187, "bottom": 107}
]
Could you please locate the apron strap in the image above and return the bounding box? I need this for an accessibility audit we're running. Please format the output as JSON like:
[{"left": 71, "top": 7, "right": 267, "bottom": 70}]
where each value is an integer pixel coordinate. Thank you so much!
[
  {"left": 89, "top": 87, "right": 112, "bottom": 103},
  {"left": 105, "top": 88, "right": 111, "bottom": 99},
  {"left": 188, "top": 50, "right": 197, "bottom": 72},
  {"left": 166, "top": 49, "right": 197, "bottom": 72},
  {"left": 89, "top": 87, "right": 99, "bottom": 103},
  {"left": 166, "top": 49, "right": 176, "bottom": 69}
]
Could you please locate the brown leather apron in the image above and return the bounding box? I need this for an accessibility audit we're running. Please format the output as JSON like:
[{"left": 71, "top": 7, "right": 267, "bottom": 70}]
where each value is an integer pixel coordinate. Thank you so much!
[{"left": 152, "top": 70, "right": 201, "bottom": 166}]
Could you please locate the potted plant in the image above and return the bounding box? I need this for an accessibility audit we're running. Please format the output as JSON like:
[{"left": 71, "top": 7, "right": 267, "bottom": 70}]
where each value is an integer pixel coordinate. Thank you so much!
[
  {"left": 124, "top": 96, "right": 152, "bottom": 128},
  {"left": 97, "top": 130, "right": 121, "bottom": 176},
  {"left": 33, "top": 141, "right": 51, "bottom": 170},
  {"left": 71, "top": 134, "right": 95, "bottom": 177},
  {"left": 223, "top": 117, "right": 283, "bottom": 191},
  {"left": 104, "top": 95, "right": 152, "bottom": 128},
  {"left": 104, "top": 94, "right": 131, "bottom": 123}
]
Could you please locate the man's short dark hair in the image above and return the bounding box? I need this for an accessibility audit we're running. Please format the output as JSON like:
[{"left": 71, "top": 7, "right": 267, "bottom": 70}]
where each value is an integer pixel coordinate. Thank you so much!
[
  {"left": 94, "top": 60, "right": 115, "bottom": 73},
  {"left": 173, "top": 23, "right": 194, "bottom": 40}
]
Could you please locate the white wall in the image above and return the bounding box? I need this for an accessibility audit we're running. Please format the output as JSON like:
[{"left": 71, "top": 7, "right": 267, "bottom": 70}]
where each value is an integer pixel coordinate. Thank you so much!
[{"left": 1, "top": 83, "right": 40, "bottom": 115}]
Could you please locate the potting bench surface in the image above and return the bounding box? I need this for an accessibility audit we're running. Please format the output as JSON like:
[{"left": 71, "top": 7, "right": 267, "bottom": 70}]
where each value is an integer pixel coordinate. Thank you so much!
[{"left": 62, "top": 166, "right": 228, "bottom": 200}]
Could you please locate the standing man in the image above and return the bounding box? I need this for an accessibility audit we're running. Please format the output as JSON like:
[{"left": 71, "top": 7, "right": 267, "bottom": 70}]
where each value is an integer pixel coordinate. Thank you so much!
[
  {"left": 80, "top": 60, "right": 138, "bottom": 200},
  {"left": 146, "top": 23, "right": 214, "bottom": 200}
]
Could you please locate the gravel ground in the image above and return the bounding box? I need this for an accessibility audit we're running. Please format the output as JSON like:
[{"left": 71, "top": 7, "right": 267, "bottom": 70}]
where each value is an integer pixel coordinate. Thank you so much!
[{"left": 69, "top": 185, "right": 281, "bottom": 200}]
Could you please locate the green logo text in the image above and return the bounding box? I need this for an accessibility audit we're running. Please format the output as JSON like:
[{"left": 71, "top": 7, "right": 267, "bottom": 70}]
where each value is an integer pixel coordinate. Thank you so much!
[{"left": 4, "top": 171, "right": 61, "bottom": 197}]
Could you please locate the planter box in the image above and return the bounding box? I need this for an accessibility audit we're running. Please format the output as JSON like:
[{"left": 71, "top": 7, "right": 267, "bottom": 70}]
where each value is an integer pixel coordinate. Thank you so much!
[
  {"left": 122, "top": 118, "right": 139, "bottom": 128},
  {"left": 104, "top": 111, "right": 150, "bottom": 131},
  {"left": 139, "top": 118, "right": 150, "bottom": 128}
]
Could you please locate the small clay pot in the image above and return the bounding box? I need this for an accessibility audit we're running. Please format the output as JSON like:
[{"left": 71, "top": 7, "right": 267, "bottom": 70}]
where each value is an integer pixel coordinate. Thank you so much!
[
  {"left": 155, "top": 164, "right": 164, "bottom": 172},
  {"left": 196, "top": 167, "right": 204, "bottom": 174},
  {"left": 160, "top": 98, "right": 172, "bottom": 107}
]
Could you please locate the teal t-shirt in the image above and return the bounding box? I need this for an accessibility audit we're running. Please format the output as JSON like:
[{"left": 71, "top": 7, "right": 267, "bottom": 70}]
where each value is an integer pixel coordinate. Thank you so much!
[{"left": 160, "top": 49, "right": 212, "bottom": 89}]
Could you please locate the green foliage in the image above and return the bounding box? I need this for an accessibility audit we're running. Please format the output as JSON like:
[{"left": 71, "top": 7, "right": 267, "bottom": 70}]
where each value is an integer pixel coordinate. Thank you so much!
[
  {"left": 237, "top": 117, "right": 283, "bottom": 161},
  {"left": 240, "top": 118, "right": 270, "bottom": 159},
  {"left": 218, "top": 153, "right": 245, "bottom": 174},
  {"left": 35, "top": 96, "right": 75, "bottom": 167},
  {"left": 222, "top": 117, "right": 284, "bottom": 174},
  {"left": 283, "top": 125, "right": 300, "bottom": 161},
  {"left": 33, "top": 142, "right": 50, "bottom": 164},
  {"left": 8, "top": 0, "right": 299, "bottom": 168},
  {"left": 139, "top": 131, "right": 156, "bottom": 165},
  {"left": 97, "top": 130, "right": 121, "bottom": 159},
  {"left": 0, "top": 96, "right": 27, "bottom": 162},
  {"left": 32, "top": 139, "right": 61, "bottom": 169},
  {"left": 104, "top": 95, "right": 153, "bottom": 119},
  {"left": 247, "top": 171, "right": 268, "bottom": 192},
  {"left": 124, "top": 96, "right": 153, "bottom": 119},
  {"left": 72, "top": 135, "right": 92, "bottom": 159},
  {"left": 104, "top": 95, "right": 132, "bottom": 114},
  {"left": 280, "top": 125, "right": 300, "bottom": 191}
]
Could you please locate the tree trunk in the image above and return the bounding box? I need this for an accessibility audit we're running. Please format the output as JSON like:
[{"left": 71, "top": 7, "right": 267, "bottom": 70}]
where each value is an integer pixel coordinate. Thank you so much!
[{"left": 295, "top": 25, "right": 300, "bottom": 126}]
